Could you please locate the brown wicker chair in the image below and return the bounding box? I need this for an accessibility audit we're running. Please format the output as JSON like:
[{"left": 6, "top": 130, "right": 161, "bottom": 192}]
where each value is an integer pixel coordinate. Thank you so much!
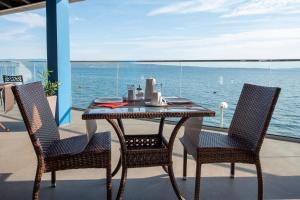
[
  {"left": 12, "top": 82, "right": 112, "bottom": 200},
  {"left": 180, "top": 83, "right": 281, "bottom": 200}
]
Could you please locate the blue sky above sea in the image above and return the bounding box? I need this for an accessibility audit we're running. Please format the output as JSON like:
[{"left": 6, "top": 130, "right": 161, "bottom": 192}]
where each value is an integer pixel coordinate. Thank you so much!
[{"left": 0, "top": 0, "right": 300, "bottom": 61}]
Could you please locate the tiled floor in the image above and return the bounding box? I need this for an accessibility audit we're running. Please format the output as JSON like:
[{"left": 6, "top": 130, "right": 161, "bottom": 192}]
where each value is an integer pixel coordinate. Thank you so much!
[{"left": 1, "top": 109, "right": 300, "bottom": 199}]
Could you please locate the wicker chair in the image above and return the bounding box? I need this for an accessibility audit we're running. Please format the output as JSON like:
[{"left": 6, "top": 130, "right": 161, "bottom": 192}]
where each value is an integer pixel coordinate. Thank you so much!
[
  {"left": 1, "top": 75, "right": 23, "bottom": 106},
  {"left": 3, "top": 75, "right": 24, "bottom": 84},
  {"left": 180, "top": 83, "right": 281, "bottom": 200},
  {"left": 12, "top": 82, "right": 112, "bottom": 200}
]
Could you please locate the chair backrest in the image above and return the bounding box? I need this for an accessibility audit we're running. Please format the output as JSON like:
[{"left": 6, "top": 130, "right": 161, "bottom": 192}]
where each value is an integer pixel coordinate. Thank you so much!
[
  {"left": 228, "top": 83, "right": 280, "bottom": 153},
  {"left": 12, "top": 82, "right": 59, "bottom": 156},
  {"left": 3, "top": 75, "right": 24, "bottom": 84}
]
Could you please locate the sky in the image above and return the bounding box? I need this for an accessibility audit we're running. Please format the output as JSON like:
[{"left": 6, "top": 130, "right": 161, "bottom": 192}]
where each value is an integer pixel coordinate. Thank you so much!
[{"left": 0, "top": 0, "right": 300, "bottom": 60}]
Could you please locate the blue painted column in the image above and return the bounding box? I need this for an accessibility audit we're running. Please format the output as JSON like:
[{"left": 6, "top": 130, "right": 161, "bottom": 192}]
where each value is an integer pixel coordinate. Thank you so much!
[{"left": 46, "top": 0, "right": 72, "bottom": 125}]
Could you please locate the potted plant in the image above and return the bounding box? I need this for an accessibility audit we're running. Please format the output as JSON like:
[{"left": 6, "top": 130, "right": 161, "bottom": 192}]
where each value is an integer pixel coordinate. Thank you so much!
[{"left": 39, "top": 70, "right": 60, "bottom": 117}]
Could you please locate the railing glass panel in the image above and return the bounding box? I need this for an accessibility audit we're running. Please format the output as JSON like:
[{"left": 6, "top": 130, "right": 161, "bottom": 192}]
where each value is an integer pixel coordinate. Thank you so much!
[{"left": 1, "top": 60, "right": 299, "bottom": 138}]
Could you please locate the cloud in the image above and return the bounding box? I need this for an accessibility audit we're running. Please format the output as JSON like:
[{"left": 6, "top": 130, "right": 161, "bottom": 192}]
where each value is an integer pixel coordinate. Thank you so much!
[
  {"left": 2, "top": 12, "right": 46, "bottom": 28},
  {"left": 0, "top": 12, "right": 46, "bottom": 44},
  {"left": 0, "top": 12, "right": 46, "bottom": 58},
  {"left": 70, "top": 16, "right": 85, "bottom": 23},
  {"left": 224, "top": 0, "right": 300, "bottom": 17},
  {"left": 0, "top": 26, "right": 46, "bottom": 59},
  {"left": 0, "top": 28, "right": 27, "bottom": 39},
  {"left": 148, "top": 0, "right": 300, "bottom": 17},
  {"left": 0, "top": 27, "right": 36, "bottom": 42},
  {"left": 108, "top": 28, "right": 300, "bottom": 48},
  {"left": 70, "top": 27, "right": 300, "bottom": 60},
  {"left": 147, "top": 0, "right": 236, "bottom": 16}
]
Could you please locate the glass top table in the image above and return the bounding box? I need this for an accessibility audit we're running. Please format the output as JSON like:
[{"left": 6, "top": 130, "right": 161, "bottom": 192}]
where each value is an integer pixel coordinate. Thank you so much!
[
  {"left": 82, "top": 100, "right": 215, "bottom": 119},
  {"left": 82, "top": 99, "right": 215, "bottom": 199}
]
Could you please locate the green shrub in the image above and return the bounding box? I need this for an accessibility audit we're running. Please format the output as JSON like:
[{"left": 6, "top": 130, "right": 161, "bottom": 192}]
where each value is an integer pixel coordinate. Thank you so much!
[{"left": 39, "top": 70, "right": 60, "bottom": 96}]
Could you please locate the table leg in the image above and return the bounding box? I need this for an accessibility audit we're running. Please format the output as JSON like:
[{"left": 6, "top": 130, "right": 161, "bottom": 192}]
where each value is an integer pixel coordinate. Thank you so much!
[
  {"left": 116, "top": 166, "right": 128, "bottom": 200},
  {"left": 111, "top": 119, "right": 125, "bottom": 177},
  {"left": 167, "top": 117, "right": 189, "bottom": 200},
  {"left": 112, "top": 157, "right": 122, "bottom": 177},
  {"left": 117, "top": 119, "right": 125, "bottom": 133},
  {"left": 158, "top": 117, "right": 165, "bottom": 136},
  {"left": 158, "top": 117, "right": 169, "bottom": 174},
  {"left": 106, "top": 119, "right": 128, "bottom": 199}
]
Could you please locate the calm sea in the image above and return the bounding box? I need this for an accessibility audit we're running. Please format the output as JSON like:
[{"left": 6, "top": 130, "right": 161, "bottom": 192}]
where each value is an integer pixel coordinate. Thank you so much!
[
  {"left": 71, "top": 61, "right": 300, "bottom": 138},
  {"left": 1, "top": 60, "right": 300, "bottom": 138}
]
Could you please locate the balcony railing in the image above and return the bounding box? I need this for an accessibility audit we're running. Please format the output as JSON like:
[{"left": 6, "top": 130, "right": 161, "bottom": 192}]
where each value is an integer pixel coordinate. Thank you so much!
[{"left": 1, "top": 59, "right": 300, "bottom": 139}]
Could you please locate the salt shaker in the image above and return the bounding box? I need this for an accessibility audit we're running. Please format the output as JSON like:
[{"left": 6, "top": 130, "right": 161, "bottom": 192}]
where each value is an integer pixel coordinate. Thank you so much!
[{"left": 127, "top": 84, "right": 135, "bottom": 101}]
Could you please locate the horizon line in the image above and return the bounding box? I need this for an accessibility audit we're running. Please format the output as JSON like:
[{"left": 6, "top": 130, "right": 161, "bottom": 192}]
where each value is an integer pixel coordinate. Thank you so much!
[{"left": 1, "top": 58, "right": 300, "bottom": 62}]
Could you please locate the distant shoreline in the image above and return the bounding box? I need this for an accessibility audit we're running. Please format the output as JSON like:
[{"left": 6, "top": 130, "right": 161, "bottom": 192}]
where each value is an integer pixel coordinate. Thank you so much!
[
  {"left": 1, "top": 59, "right": 300, "bottom": 62},
  {"left": 1, "top": 59, "right": 300, "bottom": 69}
]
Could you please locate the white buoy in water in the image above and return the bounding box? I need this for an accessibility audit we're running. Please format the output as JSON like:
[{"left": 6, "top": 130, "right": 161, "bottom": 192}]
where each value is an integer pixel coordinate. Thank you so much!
[
  {"left": 219, "top": 102, "right": 228, "bottom": 127},
  {"left": 218, "top": 76, "right": 224, "bottom": 85}
]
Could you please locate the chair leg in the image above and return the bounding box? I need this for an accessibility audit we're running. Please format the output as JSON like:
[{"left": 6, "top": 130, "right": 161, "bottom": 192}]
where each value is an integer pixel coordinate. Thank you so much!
[
  {"left": 183, "top": 148, "right": 187, "bottom": 180},
  {"left": 256, "top": 160, "right": 263, "bottom": 200},
  {"left": 32, "top": 166, "right": 43, "bottom": 200},
  {"left": 162, "top": 165, "right": 168, "bottom": 174},
  {"left": 0, "top": 91, "right": 3, "bottom": 106},
  {"left": 194, "top": 162, "right": 202, "bottom": 200},
  {"left": 106, "top": 163, "right": 112, "bottom": 200},
  {"left": 116, "top": 167, "right": 127, "bottom": 200},
  {"left": 51, "top": 171, "right": 56, "bottom": 188},
  {"left": 230, "top": 163, "right": 235, "bottom": 179},
  {"left": 0, "top": 122, "right": 9, "bottom": 132}
]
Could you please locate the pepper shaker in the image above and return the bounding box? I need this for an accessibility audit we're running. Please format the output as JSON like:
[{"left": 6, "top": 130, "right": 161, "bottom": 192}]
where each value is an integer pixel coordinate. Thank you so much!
[{"left": 136, "top": 85, "right": 144, "bottom": 100}]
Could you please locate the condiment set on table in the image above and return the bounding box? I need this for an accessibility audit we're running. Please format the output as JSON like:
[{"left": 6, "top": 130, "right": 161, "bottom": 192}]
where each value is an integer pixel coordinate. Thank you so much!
[{"left": 127, "top": 78, "right": 166, "bottom": 106}]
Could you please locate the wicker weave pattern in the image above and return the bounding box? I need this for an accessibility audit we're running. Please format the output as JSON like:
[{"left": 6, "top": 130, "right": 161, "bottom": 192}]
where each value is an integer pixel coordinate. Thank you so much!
[
  {"left": 12, "top": 82, "right": 59, "bottom": 154},
  {"left": 84, "top": 105, "right": 215, "bottom": 199},
  {"left": 196, "top": 131, "right": 256, "bottom": 163},
  {"left": 83, "top": 102, "right": 215, "bottom": 120},
  {"left": 12, "top": 82, "right": 112, "bottom": 200},
  {"left": 124, "top": 135, "right": 169, "bottom": 168},
  {"left": 180, "top": 83, "right": 281, "bottom": 200},
  {"left": 228, "top": 84, "right": 279, "bottom": 151},
  {"left": 83, "top": 110, "right": 215, "bottom": 120},
  {"left": 125, "top": 134, "right": 163, "bottom": 149},
  {"left": 199, "top": 131, "right": 252, "bottom": 149},
  {"left": 45, "top": 134, "right": 111, "bottom": 172},
  {"left": 45, "top": 135, "right": 89, "bottom": 158},
  {"left": 44, "top": 135, "right": 111, "bottom": 172},
  {"left": 46, "top": 133, "right": 110, "bottom": 157}
]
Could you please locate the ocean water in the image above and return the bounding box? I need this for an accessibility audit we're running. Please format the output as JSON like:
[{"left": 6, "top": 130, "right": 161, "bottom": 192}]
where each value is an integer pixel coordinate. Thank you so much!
[
  {"left": 71, "top": 61, "right": 300, "bottom": 138},
  {"left": 1, "top": 60, "right": 300, "bottom": 138}
]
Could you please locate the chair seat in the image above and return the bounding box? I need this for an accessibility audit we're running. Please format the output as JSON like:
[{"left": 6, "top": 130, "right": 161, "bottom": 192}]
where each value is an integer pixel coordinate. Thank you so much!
[
  {"left": 44, "top": 132, "right": 111, "bottom": 171},
  {"left": 180, "top": 131, "right": 256, "bottom": 163},
  {"left": 198, "top": 131, "right": 250, "bottom": 149}
]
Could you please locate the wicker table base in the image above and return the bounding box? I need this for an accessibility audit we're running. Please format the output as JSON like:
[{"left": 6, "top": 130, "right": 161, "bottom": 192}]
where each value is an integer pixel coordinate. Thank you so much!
[
  {"left": 107, "top": 117, "right": 189, "bottom": 200},
  {"left": 82, "top": 100, "right": 215, "bottom": 199}
]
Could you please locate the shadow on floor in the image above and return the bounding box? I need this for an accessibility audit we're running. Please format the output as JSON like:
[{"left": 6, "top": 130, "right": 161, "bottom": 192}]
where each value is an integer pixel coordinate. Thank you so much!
[
  {"left": 0, "top": 113, "right": 22, "bottom": 121},
  {"left": 59, "top": 127, "right": 86, "bottom": 135},
  {"left": 1, "top": 172, "right": 300, "bottom": 200},
  {"left": 0, "top": 121, "right": 26, "bottom": 132}
]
